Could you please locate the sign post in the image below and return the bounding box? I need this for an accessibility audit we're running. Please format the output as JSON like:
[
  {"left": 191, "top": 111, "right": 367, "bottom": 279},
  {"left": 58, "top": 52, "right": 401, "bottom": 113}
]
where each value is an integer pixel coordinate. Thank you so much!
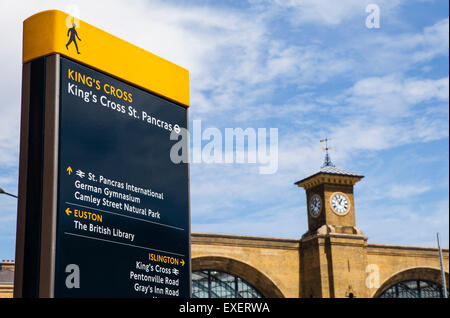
[
  {"left": 437, "top": 233, "right": 448, "bottom": 298},
  {"left": 14, "top": 10, "right": 190, "bottom": 298}
]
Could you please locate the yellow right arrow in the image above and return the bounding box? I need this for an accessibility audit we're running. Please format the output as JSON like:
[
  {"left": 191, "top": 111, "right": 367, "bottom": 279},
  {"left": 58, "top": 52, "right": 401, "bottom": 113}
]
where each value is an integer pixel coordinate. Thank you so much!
[{"left": 67, "top": 166, "right": 73, "bottom": 175}]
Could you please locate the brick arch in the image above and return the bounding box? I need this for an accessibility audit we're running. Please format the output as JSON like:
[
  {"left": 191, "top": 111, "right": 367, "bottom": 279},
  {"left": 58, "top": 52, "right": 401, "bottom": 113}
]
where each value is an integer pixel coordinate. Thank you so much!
[
  {"left": 192, "top": 256, "right": 285, "bottom": 298},
  {"left": 372, "top": 267, "right": 449, "bottom": 298}
]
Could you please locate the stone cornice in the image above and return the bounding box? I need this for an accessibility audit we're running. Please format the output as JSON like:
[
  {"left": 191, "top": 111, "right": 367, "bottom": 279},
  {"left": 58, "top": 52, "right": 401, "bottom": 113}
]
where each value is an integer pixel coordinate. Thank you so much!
[
  {"left": 367, "top": 243, "right": 449, "bottom": 257},
  {"left": 191, "top": 232, "right": 300, "bottom": 250},
  {"left": 295, "top": 173, "right": 363, "bottom": 190}
]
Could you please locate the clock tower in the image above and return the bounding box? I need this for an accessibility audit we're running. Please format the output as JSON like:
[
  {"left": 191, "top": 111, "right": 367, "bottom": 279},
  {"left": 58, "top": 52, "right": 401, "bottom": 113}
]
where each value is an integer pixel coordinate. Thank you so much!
[
  {"left": 295, "top": 140, "right": 369, "bottom": 298},
  {"left": 296, "top": 165, "right": 364, "bottom": 237},
  {"left": 295, "top": 140, "right": 364, "bottom": 237}
]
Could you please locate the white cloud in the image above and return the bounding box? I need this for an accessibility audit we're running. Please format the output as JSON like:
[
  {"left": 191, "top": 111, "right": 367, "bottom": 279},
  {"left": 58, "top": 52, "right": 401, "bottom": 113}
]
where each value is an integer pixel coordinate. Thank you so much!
[
  {"left": 358, "top": 199, "right": 449, "bottom": 248},
  {"left": 346, "top": 75, "right": 449, "bottom": 114},
  {"left": 405, "top": 18, "right": 449, "bottom": 63},
  {"left": 353, "top": 17, "right": 449, "bottom": 74},
  {"left": 192, "top": 205, "right": 305, "bottom": 238},
  {"left": 387, "top": 184, "right": 431, "bottom": 199},
  {"left": 403, "top": 77, "right": 449, "bottom": 103},
  {"left": 323, "top": 74, "right": 450, "bottom": 157},
  {"left": 260, "top": 0, "right": 403, "bottom": 26}
]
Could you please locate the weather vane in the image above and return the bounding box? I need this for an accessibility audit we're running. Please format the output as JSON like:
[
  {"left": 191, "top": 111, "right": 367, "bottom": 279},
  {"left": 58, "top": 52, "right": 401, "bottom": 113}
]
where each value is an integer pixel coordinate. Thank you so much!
[{"left": 320, "top": 138, "right": 335, "bottom": 168}]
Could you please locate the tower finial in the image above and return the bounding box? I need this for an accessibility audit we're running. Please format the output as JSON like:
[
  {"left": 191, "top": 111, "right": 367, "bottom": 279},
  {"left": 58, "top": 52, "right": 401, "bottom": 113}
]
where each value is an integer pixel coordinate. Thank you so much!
[{"left": 320, "top": 138, "right": 335, "bottom": 168}]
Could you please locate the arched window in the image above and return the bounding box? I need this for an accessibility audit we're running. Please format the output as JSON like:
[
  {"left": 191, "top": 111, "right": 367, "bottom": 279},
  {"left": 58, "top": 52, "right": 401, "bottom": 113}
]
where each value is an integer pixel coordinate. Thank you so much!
[
  {"left": 379, "top": 279, "right": 447, "bottom": 298},
  {"left": 192, "top": 270, "right": 264, "bottom": 298}
]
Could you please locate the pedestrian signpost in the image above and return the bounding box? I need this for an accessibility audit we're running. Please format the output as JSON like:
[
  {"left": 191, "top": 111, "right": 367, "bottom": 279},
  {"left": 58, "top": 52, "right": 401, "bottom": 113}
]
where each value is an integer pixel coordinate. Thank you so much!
[{"left": 14, "top": 10, "right": 190, "bottom": 298}]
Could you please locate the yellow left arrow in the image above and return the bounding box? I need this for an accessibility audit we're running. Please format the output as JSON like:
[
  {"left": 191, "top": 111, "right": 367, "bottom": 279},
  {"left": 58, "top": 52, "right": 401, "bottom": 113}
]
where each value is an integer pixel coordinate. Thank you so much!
[{"left": 66, "top": 208, "right": 72, "bottom": 215}]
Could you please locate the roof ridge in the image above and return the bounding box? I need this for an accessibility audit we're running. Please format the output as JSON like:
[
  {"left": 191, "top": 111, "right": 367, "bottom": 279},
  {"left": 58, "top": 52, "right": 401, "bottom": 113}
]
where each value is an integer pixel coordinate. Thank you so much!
[{"left": 319, "top": 165, "right": 361, "bottom": 176}]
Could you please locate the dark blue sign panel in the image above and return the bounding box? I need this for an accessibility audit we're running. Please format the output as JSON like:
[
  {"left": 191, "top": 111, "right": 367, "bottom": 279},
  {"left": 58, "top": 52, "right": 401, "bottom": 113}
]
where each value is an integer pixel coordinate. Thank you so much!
[{"left": 54, "top": 57, "right": 190, "bottom": 297}]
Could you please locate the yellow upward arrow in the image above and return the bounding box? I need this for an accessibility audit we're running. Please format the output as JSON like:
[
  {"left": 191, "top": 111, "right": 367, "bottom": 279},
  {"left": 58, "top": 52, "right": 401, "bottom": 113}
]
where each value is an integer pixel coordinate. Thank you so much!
[{"left": 67, "top": 166, "right": 73, "bottom": 175}]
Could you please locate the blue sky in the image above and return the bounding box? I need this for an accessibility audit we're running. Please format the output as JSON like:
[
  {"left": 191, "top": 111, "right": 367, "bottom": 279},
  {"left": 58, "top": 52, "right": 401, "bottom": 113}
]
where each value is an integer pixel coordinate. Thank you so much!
[{"left": 0, "top": 0, "right": 448, "bottom": 259}]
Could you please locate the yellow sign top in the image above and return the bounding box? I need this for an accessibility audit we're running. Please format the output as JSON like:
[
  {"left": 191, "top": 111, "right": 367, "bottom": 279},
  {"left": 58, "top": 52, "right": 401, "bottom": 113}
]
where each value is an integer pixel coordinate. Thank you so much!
[{"left": 23, "top": 10, "right": 189, "bottom": 107}]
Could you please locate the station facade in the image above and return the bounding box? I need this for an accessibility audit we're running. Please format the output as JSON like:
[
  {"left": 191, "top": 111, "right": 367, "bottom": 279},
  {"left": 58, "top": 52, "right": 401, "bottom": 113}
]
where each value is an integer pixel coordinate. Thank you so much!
[{"left": 190, "top": 164, "right": 449, "bottom": 298}]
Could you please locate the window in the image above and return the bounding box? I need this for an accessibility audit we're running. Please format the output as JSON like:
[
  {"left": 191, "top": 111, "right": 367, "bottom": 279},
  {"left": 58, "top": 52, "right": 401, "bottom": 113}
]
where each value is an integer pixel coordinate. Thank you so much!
[
  {"left": 192, "top": 270, "right": 264, "bottom": 298},
  {"left": 379, "top": 279, "right": 447, "bottom": 298}
]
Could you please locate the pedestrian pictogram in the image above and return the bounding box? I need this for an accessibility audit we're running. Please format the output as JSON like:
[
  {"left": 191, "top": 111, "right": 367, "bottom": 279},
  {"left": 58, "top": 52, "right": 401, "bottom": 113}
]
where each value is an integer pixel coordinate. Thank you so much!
[{"left": 66, "top": 23, "right": 82, "bottom": 54}]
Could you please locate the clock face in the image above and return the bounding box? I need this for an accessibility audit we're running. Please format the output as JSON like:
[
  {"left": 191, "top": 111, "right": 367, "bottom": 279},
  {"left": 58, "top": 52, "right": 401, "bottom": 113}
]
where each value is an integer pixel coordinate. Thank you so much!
[
  {"left": 331, "top": 193, "right": 350, "bottom": 215},
  {"left": 309, "top": 195, "right": 322, "bottom": 217}
]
